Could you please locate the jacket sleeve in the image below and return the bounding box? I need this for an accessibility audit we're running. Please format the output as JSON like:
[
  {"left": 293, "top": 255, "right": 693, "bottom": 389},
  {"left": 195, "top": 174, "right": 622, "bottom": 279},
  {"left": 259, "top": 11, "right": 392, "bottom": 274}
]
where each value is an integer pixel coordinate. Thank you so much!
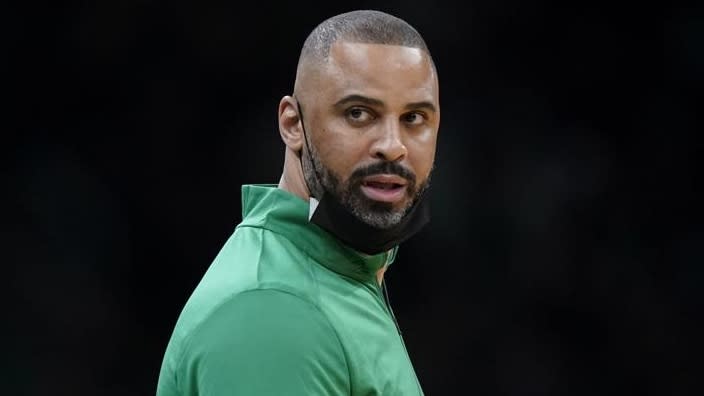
[{"left": 177, "top": 288, "right": 351, "bottom": 396}]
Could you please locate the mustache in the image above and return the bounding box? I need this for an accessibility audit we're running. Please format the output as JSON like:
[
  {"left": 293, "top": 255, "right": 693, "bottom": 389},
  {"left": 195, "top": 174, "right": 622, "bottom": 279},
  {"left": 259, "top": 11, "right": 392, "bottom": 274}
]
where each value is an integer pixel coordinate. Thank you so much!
[{"left": 348, "top": 161, "right": 417, "bottom": 189}]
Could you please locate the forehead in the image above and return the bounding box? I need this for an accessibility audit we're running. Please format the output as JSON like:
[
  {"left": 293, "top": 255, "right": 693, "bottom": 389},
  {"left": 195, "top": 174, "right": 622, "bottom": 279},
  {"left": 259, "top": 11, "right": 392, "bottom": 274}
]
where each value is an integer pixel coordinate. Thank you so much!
[{"left": 319, "top": 41, "right": 439, "bottom": 105}]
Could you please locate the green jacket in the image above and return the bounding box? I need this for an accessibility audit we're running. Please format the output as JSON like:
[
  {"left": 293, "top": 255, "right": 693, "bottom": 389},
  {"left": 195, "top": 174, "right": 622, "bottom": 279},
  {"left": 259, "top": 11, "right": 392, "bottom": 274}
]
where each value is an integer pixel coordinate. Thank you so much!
[{"left": 157, "top": 185, "right": 423, "bottom": 395}]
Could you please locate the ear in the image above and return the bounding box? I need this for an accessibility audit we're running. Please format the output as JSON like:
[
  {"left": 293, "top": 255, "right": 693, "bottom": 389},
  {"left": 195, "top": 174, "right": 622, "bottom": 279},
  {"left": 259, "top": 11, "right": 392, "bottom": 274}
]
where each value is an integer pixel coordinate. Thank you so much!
[{"left": 278, "top": 95, "right": 303, "bottom": 153}]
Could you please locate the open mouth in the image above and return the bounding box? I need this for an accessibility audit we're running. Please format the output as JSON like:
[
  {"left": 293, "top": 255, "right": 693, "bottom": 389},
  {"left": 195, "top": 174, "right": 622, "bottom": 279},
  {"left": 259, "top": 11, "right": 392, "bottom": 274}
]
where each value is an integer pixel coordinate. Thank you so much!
[
  {"left": 360, "top": 179, "right": 407, "bottom": 203},
  {"left": 363, "top": 181, "right": 404, "bottom": 190}
]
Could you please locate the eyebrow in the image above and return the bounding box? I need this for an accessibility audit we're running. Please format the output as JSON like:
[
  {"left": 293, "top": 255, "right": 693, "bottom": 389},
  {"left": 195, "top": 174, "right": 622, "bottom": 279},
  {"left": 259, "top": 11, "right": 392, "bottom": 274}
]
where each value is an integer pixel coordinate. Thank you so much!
[
  {"left": 405, "top": 101, "right": 437, "bottom": 113},
  {"left": 334, "top": 94, "right": 384, "bottom": 109},
  {"left": 333, "top": 94, "right": 438, "bottom": 113}
]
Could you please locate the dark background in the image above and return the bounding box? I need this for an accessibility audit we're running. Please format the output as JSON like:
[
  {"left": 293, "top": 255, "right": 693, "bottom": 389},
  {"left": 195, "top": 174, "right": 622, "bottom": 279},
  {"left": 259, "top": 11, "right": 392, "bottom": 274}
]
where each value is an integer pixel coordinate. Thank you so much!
[{"left": 6, "top": 1, "right": 702, "bottom": 395}]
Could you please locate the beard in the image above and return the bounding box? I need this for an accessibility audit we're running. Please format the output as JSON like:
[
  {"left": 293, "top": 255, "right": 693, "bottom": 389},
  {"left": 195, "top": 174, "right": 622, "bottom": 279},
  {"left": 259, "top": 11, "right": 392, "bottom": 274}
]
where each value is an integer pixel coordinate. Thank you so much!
[{"left": 302, "top": 138, "right": 431, "bottom": 230}]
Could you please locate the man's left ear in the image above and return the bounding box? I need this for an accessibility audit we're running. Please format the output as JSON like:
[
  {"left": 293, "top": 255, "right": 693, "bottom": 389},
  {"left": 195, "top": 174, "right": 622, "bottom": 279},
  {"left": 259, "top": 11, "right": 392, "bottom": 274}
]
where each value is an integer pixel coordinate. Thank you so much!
[{"left": 278, "top": 95, "right": 303, "bottom": 153}]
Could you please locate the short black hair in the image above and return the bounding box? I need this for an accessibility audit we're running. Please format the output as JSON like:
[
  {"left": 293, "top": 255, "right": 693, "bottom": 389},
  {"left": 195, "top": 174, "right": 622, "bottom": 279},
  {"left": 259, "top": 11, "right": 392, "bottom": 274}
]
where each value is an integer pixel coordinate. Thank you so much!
[{"left": 298, "top": 10, "right": 434, "bottom": 68}]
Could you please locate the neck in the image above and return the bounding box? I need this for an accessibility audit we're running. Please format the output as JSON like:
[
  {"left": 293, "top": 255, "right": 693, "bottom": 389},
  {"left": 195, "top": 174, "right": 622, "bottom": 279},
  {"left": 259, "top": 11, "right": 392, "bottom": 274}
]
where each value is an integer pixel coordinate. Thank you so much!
[
  {"left": 376, "top": 266, "right": 387, "bottom": 286},
  {"left": 278, "top": 148, "right": 310, "bottom": 201}
]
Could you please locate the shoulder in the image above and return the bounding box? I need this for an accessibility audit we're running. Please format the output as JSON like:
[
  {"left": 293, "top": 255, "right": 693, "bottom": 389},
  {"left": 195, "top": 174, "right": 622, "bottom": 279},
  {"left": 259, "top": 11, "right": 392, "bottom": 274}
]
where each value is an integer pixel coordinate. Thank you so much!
[
  {"left": 192, "top": 288, "right": 337, "bottom": 348},
  {"left": 176, "top": 288, "right": 351, "bottom": 395}
]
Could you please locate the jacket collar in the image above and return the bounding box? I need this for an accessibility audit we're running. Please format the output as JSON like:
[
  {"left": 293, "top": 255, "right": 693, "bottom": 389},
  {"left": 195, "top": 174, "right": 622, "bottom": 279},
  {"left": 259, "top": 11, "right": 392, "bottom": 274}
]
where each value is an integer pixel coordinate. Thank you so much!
[{"left": 238, "top": 184, "right": 397, "bottom": 283}]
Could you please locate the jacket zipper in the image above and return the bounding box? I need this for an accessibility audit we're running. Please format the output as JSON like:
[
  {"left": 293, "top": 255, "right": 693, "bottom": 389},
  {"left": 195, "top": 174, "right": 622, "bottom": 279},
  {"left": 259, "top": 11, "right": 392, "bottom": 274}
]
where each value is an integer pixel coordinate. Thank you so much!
[
  {"left": 375, "top": 250, "right": 402, "bottom": 335},
  {"left": 377, "top": 251, "right": 424, "bottom": 394},
  {"left": 381, "top": 279, "right": 402, "bottom": 336},
  {"left": 377, "top": 278, "right": 424, "bottom": 394}
]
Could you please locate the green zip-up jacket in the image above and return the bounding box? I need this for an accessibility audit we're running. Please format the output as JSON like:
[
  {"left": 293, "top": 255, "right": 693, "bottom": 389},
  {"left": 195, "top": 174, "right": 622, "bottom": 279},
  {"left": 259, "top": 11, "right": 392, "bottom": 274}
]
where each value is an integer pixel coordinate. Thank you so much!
[{"left": 157, "top": 184, "right": 423, "bottom": 395}]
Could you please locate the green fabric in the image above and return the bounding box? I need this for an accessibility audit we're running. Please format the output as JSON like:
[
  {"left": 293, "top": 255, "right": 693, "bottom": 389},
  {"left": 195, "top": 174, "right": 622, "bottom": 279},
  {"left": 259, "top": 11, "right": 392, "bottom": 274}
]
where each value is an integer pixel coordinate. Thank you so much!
[{"left": 157, "top": 185, "right": 423, "bottom": 396}]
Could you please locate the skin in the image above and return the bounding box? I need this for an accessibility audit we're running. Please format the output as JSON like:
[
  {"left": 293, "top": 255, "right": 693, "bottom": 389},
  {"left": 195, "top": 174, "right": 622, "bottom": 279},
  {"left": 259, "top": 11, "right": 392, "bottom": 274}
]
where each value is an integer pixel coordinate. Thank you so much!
[{"left": 277, "top": 40, "right": 440, "bottom": 284}]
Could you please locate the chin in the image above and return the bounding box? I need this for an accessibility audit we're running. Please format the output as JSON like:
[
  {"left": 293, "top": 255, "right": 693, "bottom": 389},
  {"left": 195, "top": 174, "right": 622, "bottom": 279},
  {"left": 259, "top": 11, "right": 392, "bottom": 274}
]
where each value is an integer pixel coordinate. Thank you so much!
[
  {"left": 352, "top": 199, "right": 412, "bottom": 229},
  {"left": 371, "top": 210, "right": 407, "bottom": 229},
  {"left": 340, "top": 183, "right": 415, "bottom": 228}
]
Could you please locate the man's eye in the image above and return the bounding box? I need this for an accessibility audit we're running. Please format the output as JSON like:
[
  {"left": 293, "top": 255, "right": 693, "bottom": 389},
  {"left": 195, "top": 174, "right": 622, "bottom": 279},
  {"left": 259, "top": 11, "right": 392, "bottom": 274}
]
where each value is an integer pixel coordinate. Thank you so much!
[
  {"left": 346, "top": 107, "right": 373, "bottom": 123},
  {"left": 403, "top": 112, "right": 425, "bottom": 125}
]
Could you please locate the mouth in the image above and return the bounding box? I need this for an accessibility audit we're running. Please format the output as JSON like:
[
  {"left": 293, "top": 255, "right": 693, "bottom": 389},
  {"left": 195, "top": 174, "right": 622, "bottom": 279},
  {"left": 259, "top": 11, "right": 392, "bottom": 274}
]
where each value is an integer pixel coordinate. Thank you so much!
[{"left": 359, "top": 174, "right": 408, "bottom": 203}]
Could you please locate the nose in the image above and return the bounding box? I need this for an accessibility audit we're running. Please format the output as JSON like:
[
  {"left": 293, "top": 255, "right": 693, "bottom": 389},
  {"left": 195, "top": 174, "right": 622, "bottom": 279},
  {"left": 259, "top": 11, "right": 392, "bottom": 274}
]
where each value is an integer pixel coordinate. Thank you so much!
[{"left": 369, "top": 119, "right": 407, "bottom": 162}]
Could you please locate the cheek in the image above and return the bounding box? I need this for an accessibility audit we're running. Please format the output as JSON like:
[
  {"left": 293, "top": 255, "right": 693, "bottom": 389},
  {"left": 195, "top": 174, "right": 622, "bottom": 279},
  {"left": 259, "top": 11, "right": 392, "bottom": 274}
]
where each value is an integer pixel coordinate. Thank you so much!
[
  {"left": 315, "top": 129, "right": 366, "bottom": 178},
  {"left": 407, "top": 131, "right": 438, "bottom": 179}
]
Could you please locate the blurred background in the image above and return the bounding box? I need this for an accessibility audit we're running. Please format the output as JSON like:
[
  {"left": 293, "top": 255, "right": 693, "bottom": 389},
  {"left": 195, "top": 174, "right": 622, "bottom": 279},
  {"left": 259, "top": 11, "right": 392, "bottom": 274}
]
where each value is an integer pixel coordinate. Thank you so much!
[{"left": 5, "top": 1, "right": 702, "bottom": 395}]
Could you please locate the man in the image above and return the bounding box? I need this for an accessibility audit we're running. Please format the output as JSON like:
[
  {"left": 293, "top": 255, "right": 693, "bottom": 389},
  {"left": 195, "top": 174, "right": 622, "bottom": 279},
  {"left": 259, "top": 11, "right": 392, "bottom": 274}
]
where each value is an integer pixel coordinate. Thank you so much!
[{"left": 157, "top": 9, "right": 440, "bottom": 395}]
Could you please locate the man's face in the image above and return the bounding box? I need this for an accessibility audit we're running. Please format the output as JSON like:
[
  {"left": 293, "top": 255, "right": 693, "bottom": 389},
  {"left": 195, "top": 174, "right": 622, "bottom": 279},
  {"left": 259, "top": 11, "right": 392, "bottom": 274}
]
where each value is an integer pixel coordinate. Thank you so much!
[{"left": 300, "top": 41, "right": 440, "bottom": 229}]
